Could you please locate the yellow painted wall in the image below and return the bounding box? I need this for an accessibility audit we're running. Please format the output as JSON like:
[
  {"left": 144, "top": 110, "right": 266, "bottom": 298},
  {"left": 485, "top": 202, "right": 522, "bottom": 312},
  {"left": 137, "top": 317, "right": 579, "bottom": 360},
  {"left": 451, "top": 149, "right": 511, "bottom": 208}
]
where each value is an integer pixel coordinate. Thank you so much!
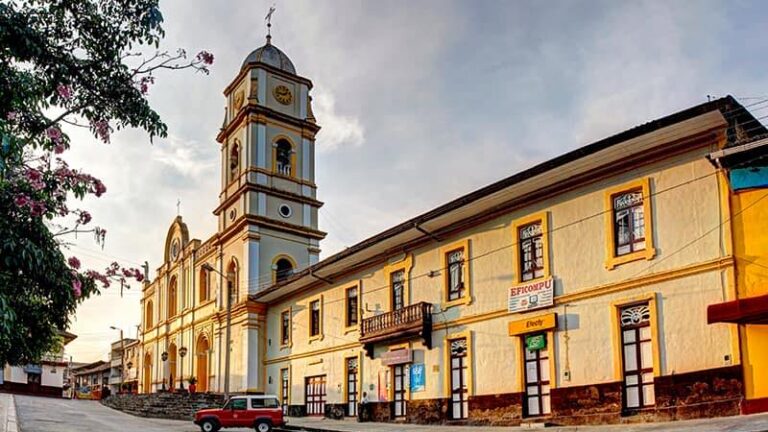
[
  {"left": 732, "top": 188, "right": 768, "bottom": 399},
  {"left": 264, "top": 149, "right": 738, "bottom": 405}
]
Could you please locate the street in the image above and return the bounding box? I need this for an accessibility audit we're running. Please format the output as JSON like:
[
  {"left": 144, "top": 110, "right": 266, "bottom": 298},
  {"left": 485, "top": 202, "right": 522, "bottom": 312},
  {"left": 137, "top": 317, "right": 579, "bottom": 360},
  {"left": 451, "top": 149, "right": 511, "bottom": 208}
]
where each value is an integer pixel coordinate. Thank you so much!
[
  {"left": 7, "top": 394, "right": 768, "bottom": 432},
  {"left": 12, "top": 395, "right": 253, "bottom": 432}
]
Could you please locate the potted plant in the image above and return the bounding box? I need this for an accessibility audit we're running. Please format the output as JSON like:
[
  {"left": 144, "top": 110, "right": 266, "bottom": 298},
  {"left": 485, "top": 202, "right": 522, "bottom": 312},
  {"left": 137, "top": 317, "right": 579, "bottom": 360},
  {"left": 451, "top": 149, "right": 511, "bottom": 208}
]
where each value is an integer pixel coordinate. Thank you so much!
[{"left": 188, "top": 376, "right": 197, "bottom": 394}]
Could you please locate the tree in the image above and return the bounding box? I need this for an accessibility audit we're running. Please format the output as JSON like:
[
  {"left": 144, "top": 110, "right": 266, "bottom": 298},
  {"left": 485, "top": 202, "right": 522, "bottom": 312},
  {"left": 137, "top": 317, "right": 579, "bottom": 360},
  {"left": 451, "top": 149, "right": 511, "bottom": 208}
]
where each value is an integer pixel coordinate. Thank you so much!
[{"left": 0, "top": 0, "right": 213, "bottom": 365}]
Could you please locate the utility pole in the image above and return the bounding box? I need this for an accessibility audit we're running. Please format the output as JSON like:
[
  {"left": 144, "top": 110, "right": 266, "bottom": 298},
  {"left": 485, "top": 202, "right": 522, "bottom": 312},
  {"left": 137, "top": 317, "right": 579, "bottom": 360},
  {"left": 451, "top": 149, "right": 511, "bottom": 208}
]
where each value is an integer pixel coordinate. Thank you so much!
[
  {"left": 202, "top": 262, "right": 233, "bottom": 400},
  {"left": 110, "top": 326, "right": 125, "bottom": 393}
]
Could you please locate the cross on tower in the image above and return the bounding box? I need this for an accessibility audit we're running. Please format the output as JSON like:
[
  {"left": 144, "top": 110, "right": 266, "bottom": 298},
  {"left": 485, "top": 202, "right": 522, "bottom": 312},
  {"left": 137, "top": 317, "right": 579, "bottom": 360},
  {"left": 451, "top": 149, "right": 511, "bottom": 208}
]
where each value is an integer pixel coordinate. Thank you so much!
[
  {"left": 176, "top": 198, "right": 181, "bottom": 216},
  {"left": 265, "top": 5, "right": 276, "bottom": 43}
]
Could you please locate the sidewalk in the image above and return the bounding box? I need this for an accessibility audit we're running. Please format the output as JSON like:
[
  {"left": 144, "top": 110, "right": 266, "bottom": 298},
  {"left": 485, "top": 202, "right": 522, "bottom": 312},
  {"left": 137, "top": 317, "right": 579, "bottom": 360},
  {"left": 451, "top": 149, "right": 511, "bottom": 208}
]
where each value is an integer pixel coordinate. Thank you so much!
[
  {"left": 283, "top": 412, "right": 768, "bottom": 432},
  {"left": 0, "top": 393, "right": 18, "bottom": 432}
]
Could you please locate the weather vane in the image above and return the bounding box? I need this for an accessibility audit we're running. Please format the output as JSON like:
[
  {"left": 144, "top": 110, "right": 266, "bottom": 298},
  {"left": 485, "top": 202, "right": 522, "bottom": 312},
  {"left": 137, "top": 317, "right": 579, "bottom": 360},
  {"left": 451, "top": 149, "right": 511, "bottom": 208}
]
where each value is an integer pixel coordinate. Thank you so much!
[
  {"left": 265, "top": 5, "right": 276, "bottom": 43},
  {"left": 176, "top": 198, "right": 181, "bottom": 216}
]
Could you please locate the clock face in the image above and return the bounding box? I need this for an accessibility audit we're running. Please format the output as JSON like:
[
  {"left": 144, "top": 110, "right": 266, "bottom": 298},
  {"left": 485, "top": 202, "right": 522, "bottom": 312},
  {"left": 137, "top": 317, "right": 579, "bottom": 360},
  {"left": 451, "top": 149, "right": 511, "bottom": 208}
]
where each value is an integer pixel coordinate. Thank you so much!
[{"left": 273, "top": 85, "right": 293, "bottom": 105}]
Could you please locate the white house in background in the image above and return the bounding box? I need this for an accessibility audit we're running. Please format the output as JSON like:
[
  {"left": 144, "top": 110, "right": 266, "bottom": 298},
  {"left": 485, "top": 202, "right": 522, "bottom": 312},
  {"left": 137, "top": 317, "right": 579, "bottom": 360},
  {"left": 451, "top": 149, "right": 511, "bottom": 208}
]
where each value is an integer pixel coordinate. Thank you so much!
[{"left": 0, "top": 330, "right": 76, "bottom": 397}]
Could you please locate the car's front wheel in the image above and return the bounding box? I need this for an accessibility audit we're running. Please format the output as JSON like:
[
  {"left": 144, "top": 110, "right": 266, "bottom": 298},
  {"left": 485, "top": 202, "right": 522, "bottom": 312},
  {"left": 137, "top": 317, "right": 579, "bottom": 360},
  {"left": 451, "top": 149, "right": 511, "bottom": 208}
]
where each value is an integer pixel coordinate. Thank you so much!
[
  {"left": 255, "top": 419, "right": 272, "bottom": 432},
  {"left": 200, "top": 419, "right": 220, "bottom": 432}
]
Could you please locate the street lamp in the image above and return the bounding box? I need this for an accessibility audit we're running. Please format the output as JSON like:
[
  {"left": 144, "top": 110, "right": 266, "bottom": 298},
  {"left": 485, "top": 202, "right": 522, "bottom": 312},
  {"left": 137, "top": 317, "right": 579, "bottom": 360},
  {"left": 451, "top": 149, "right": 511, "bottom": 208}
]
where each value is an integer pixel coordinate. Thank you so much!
[
  {"left": 178, "top": 346, "right": 188, "bottom": 391},
  {"left": 160, "top": 351, "right": 168, "bottom": 391},
  {"left": 110, "top": 326, "right": 125, "bottom": 393},
  {"left": 202, "top": 262, "right": 234, "bottom": 399}
]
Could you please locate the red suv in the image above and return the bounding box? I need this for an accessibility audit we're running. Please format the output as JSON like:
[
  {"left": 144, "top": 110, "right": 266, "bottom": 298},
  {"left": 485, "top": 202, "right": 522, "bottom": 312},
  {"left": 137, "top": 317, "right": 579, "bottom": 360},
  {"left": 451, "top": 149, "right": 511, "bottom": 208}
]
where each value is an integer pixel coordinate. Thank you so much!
[{"left": 194, "top": 395, "right": 285, "bottom": 432}]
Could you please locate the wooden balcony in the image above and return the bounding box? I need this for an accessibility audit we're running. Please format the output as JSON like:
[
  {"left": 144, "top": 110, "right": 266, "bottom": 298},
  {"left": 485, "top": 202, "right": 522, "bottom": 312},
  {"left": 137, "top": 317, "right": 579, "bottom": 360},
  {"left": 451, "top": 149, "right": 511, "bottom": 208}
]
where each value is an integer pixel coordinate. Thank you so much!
[{"left": 360, "top": 302, "right": 433, "bottom": 357}]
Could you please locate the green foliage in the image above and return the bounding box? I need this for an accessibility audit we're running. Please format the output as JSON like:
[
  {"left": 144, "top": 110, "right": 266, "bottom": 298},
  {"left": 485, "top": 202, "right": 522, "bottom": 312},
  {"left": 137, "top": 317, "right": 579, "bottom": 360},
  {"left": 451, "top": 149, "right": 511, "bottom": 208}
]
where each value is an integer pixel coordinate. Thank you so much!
[{"left": 0, "top": 0, "right": 210, "bottom": 365}]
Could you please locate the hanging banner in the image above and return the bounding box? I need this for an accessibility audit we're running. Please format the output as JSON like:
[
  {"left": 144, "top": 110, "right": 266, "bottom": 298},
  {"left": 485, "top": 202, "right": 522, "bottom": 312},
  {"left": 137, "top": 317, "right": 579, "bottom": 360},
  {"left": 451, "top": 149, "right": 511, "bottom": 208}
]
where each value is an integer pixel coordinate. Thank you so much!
[
  {"left": 508, "top": 277, "right": 554, "bottom": 313},
  {"left": 410, "top": 363, "right": 425, "bottom": 392}
]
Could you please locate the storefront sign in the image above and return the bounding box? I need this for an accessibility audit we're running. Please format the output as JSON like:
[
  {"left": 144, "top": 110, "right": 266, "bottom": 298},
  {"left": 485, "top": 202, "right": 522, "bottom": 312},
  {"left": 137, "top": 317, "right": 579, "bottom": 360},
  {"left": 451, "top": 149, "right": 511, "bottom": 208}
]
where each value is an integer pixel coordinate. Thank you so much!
[
  {"left": 410, "top": 363, "right": 425, "bottom": 392},
  {"left": 525, "top": 334, "right": 547, "bottom": 351},
  {"left": 24, "top": 364, "right": 42, "bottom": 374},
  {"left": 508, "top": 277, "right": 554, "bottom": 313},
  {"left": 381, "top": 348, "right": 412, "bottom": 366},
  {"left": 508, "top": 313, "right": 557, "bottom": 336}
]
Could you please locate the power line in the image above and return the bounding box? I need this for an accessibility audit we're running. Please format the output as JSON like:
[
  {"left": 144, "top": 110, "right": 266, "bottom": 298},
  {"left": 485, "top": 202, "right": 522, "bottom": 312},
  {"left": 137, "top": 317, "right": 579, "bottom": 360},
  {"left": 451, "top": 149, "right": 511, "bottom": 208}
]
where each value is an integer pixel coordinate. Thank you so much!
[
  {"left": 139, "top": 100, "right": 768, "bottom": 299},
  {"left": 260, "top": 147, "right": 768, "bottom": 313}
]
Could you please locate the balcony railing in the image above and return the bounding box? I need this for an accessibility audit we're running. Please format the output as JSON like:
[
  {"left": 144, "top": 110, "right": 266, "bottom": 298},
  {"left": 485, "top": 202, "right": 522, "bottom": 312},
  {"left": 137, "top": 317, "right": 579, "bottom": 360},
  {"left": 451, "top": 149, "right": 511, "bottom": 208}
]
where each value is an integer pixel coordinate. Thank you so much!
[{"left": 360, "top": 302, "right": 432, "bottom": 357}]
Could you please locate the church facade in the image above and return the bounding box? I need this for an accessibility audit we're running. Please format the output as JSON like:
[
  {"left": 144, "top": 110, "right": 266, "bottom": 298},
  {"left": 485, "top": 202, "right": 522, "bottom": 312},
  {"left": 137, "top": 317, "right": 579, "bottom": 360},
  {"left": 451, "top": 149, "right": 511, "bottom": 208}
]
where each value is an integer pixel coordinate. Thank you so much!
[{"left": 139, "top": 37, "right": 768, "bottom": 425}]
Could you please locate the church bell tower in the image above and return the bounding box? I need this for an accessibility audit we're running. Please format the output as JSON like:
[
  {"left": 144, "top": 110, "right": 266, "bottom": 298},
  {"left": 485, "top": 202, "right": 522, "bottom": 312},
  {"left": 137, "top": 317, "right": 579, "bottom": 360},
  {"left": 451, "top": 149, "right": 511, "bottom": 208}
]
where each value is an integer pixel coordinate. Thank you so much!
[{"left": 215, "top": 33, "right": 324, "bottom": 295}]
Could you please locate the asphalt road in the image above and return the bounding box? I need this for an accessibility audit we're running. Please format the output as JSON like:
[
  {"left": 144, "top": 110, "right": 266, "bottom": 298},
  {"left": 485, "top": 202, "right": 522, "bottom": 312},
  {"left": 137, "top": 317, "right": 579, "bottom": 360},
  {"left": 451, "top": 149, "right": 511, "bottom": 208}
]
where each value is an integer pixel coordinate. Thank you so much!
[{"left": 13, "top": 395, "right": 256, "bottom": 432}]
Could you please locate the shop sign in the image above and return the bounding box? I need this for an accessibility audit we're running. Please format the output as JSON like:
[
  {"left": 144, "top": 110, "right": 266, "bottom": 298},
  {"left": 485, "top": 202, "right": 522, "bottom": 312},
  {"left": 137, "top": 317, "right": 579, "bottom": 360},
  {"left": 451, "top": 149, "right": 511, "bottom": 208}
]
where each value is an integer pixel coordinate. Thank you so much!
[
  {"left": 410, "top": 363, "right": 425, "bottom": 392},
  {"left": 508, "top": 277, "right": 554, "bottom": 313},
  {"left": 381, "top": 348, "right": 412, "bottom": 366},
  {"left": 24, "top": 364, "right": 42, "bottom": 374},
  {"left": 508, "top": 313, "right": 557, "bottom": 336},
  {"left": 525, "top": 334, "right": 547, "bottom": 351}
]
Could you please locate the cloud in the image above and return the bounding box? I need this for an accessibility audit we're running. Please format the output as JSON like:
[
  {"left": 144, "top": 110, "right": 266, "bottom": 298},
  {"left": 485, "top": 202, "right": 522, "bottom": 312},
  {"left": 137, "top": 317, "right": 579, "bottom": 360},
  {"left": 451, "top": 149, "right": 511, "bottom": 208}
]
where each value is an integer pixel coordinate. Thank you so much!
[
  {"left": 313, "top": 87, "right": 365, "bottom": 152},
  {"left": 59, "top": 0, "right": 768, "bottom": 363}
]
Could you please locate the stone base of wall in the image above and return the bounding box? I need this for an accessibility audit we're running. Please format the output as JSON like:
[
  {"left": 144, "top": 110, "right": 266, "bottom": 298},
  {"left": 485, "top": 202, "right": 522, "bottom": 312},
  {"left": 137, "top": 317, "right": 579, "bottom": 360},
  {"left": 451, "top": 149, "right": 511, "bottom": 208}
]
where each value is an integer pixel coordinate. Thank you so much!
[
  {"left": 324, "top": 403, "right": 346, "bottom": 419},
  {"left": 286, "top": 404, "right": 306, "bottom": 417},
  {"left": 101, "top": 393, "right": 225, "bottom": 420},
  {"left": 0, "top": 382, "right": 62, "bottom": 398},
  {"left": 313, "top": 366, "right": 743, "bottom": 426},
  {"left": 469, "top": 392, "right": 523, "bottom": 426}
]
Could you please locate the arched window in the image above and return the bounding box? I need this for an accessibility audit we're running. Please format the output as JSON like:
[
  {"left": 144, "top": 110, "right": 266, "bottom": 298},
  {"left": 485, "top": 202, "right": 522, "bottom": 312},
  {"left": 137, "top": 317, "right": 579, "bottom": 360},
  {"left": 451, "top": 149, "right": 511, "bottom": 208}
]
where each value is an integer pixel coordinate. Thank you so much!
[
  {"left": 168, "top": 277, "right": 178, "bottom": 318},
  {"left": 275, "top": 257, "right": 294, "bottom": 283},
  {"left": 145, "top": 300, "right": 154, "bottom": 329},
  {"left": 229, "top": 141, "right": 240, "bottom": 182},
  {"left": 226, "top": 259, "right": 239, "bottom": 305},
  {"left": 199, "top": 267, "right": 209, "bottom": 302},
  {"left": 274, "top": 139, "right": 293, "bottom": 176}
]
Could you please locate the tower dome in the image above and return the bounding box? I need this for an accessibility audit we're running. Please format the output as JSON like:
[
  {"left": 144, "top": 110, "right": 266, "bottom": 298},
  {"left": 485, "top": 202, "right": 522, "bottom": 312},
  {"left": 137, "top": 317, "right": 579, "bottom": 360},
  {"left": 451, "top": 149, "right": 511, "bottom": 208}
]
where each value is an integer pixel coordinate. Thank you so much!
[{"left": 241, "top": 37, "right": 296, "bottom": 74}]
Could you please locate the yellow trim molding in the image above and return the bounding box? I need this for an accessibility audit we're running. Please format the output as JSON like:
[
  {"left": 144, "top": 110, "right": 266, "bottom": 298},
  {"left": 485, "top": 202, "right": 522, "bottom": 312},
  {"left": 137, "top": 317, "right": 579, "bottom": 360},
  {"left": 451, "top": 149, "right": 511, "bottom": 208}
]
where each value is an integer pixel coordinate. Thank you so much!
[
  {"left": 308, "top": 294, "right": 324, "bottom": 343},
  {"left": 343, "top": 283, "right": 361, "bottom": 333},
  {"left": 439, "top": 239, "right": 472, "bottom": 309},
  {"left": 443, "top": 330, "right": 473, "bottom": 398},
  {"left": 279, "top": 365, "right": 292, "bottom": 406},
  {"left": 511, "top": 211, "right": 551, "bottom": 283},
  {"left": 609, "top": 292, "right": 662, "bottom": 380},
  {"left": 604, "top": 178, "right": 656, "bottom": 269},
  {"left": 512, "top": 326, "right": 557, "bottom": 392},
  {"left": 271, "top": 135, "right": 298, "bottom": 178},
  {"left": 384, "top": 254, "right": 413, "bottom": 311},
  {"left": 279, "top": 307, "right": 292, "bottom": 349},
  {"left": 272, "top": 254, "right": 298, "bottom": 284}
]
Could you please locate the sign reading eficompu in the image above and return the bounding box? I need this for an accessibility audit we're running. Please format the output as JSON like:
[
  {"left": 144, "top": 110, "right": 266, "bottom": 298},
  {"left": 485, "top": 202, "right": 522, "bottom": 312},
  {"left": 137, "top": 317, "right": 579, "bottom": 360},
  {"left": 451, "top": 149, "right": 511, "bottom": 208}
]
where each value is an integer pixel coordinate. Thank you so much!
[{"left": 508, "top": 277, "right": 554, "bottom": 313}]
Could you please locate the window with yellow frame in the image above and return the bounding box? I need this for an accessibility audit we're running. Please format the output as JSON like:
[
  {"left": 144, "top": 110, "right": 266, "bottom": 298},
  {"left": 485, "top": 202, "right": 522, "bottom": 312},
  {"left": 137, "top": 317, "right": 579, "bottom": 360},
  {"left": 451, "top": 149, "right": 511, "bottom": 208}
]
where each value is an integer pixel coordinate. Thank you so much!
[
  {"left": 272, "top": 138, "right": 296, "bottom": 178},
  {"left": 439, "top": 239, "right": 471, "bottom": 308},
  {"left": 604, "top": 178, "right": 656, "bottom": 269},
  {"left": 308, "top": 295, "right": 323, "bottom": 342},
  {"left": 344, "top": 285, "right": 359, "bottom": 332},
  {"left": 384, "top": 255, "right": 412, "bottom": 312},
  {"left": 279, "top": 308, "right": 291, "bottom": 347},
  {"left": 512, "top": 212, "right": 551, "bottom": 284}
]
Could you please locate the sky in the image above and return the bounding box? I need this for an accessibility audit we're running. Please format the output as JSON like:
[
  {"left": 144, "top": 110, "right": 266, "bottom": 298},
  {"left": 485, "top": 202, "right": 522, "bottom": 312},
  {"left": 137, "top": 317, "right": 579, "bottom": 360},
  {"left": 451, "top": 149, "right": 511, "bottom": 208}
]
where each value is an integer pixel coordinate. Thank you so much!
[{"left": 63, "top": 0, "right": 768, "bottom": 362}]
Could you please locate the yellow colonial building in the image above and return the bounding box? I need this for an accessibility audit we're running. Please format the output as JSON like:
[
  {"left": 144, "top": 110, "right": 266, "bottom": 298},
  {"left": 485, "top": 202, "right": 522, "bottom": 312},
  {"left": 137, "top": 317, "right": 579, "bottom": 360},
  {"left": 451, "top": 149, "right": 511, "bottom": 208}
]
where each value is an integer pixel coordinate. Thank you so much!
[{"left": 139, "top": 36, "right": 768, "bottom": 425}]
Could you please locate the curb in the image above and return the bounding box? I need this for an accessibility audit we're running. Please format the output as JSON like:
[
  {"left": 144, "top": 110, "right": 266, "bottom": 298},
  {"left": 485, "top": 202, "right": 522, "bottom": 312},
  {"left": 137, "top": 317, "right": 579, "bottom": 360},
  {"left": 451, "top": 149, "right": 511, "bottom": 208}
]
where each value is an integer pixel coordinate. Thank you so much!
[
  {"left": 5, "top": 394, "right": 18, "bottom": 432},
  {"left": 281, "top": 424, "right": 347, "bottom": 432}
]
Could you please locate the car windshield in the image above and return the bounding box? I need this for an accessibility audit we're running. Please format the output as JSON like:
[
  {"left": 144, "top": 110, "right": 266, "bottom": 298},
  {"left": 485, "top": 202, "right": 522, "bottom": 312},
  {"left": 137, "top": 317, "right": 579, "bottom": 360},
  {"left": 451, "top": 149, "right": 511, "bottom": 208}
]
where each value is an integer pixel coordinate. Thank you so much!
[
  {"left": 251, "top": 397, "right": 280, "bottom": 409},
  {"left": 225, "top": 398, "right": 247, "bottom": 410}
]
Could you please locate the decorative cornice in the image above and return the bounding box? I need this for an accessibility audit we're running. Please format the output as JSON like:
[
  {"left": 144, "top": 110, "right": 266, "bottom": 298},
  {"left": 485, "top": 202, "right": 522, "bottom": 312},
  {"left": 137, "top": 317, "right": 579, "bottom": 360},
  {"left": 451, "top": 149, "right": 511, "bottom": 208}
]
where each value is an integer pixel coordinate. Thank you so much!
[
  {"left": 214, "top": 180, "right": 323, "bottom": 216},
  {"left": 217, "top": 103, "right": 320, "bottom": 143}
]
